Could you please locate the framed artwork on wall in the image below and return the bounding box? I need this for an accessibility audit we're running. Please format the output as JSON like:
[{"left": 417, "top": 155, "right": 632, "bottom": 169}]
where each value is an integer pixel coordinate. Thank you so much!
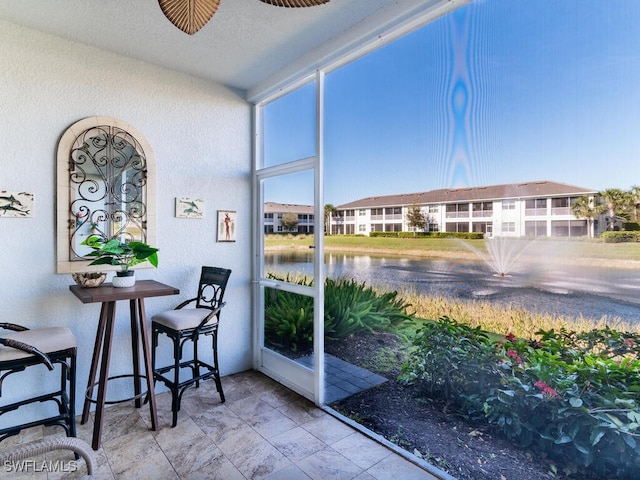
[
  {"left": 217, "top": 210, "right": 236, "bottom": 242},
  {"left": 0, "top": 190, "right": 34, "bottom": 218},
  {"left": 175, "top": 197, "right": 204, "bottom": 218}
]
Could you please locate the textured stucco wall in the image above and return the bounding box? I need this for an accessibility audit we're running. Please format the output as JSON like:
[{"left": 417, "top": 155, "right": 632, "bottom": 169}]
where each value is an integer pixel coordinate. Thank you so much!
[{"left": 0, "top": 20, "right": 252, "bottom": 426}]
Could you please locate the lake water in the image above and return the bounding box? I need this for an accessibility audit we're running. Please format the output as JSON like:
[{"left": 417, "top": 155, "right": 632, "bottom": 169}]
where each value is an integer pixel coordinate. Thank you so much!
[{"left": 265, "top": 251, "right": 640, "bottom": 322}]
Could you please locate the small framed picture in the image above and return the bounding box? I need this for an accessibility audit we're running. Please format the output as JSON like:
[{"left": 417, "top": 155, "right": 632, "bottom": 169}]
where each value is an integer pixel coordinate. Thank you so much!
[
  {"left": 217, "top": 210, "right": 237, "bottom": 242},
  {"left": 0, "top": 190, "right": 34, "bottom": 218},
  {"left": 175, "top": 197, "right": 204, "bottom": 218}
]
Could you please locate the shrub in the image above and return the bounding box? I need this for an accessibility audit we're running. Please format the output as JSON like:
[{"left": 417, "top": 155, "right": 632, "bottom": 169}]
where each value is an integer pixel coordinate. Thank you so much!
[
  {"left": 399, "top": 317, "right": 500, "bottom": 417},
  {"left": 622, "top": 222, "right": 640, "bottom": 231},
  {"left": 400, "top": 317, "right": 640, "bottom": 478},
  {"left": 263, "top": 275, "right": 314, "bottom": 353},
  {"left": 324, "top": 277, "right": 413, "bottom": 339},
  {"left": 264, "top": 274, "right": 414, "bottom": 355},
  {"left": 369, "top": 231, "right": 483, "bottom": 239},
  {"left": 601, "top": 231, "right": 640, "bottom": 243}
]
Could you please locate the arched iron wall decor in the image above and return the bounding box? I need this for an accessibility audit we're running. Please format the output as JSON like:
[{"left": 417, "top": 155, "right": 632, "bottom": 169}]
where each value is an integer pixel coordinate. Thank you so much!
[{"left": 56, "top": 117, "right": 157, "bottom": 274}]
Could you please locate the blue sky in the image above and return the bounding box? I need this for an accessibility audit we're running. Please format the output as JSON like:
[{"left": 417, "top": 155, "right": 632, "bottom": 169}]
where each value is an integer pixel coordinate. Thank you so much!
[{"left": 264, "top": 0, "right": 640, "bottom": 207}]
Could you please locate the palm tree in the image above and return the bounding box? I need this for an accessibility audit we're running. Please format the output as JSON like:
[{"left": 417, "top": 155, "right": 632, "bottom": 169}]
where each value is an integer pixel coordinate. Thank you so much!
[
  {"left": 571, "top": 195, "right": 606, "bottom": 238},
  {"left": 629, "top": 186, "right": 640, "bottom": 222},
  {"left": 599, "top": 188, "right": 630, "bottom": 230},
  {"left": 324, "top": 204, "right": 337, "bottom": 235}
]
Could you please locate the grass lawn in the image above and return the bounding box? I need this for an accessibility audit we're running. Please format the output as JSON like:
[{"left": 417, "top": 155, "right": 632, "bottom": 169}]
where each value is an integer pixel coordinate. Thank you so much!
[{"left": 265, "top": 233, "right": 640, "bottom": 265}]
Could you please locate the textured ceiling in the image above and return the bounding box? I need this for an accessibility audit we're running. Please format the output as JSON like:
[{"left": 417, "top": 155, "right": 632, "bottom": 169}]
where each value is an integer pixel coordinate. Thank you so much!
[{"left": 0, "top": 0, "right": 454, "bottom": 95}]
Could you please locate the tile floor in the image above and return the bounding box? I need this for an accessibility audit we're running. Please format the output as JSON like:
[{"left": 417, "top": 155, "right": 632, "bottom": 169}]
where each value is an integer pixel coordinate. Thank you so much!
[
  {"left": 296, "top": 354, "right": 388, "bottom": 404},
  {"left": 1, "top": 370, "right": 443, "bottom": 480}
]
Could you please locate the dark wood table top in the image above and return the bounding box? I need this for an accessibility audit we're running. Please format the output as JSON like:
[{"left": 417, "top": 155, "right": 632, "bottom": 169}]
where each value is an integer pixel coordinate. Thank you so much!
[{"left": 69, "top": 279, "right": 179, "bottom": 304}]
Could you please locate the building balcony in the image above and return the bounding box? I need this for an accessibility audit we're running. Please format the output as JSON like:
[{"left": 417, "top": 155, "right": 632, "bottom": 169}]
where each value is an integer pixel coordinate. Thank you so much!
[
  {"left": 525, "top": 209, "right": 547, "bottom": 216},
  {"left": 471, "top": 211, "right": 492, "bottom": 217}
]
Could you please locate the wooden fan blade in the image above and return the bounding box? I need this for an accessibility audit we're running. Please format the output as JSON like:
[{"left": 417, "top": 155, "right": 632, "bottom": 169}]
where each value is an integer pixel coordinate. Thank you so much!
[
  {"left": 158, "top": 0, "right": 221, "bottom": 35},
  {"left": 258, "top": 0, "right": 330, "bottom": 7}
]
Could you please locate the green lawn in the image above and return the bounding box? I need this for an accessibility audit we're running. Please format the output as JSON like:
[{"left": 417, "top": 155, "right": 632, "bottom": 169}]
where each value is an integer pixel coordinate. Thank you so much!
[{"left": 265, "top": 234, "right": 640, "bottom": 264}]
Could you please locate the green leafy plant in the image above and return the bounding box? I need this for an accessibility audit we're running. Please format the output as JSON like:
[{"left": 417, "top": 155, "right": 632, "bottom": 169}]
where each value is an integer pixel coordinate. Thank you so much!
[
  {"left": 263, "top": 285, "right": 314, "bottom": 354},
  {"left": 324, "top": 277, "right": 413, "bottom": 339},
  {"left": 400, "top": 317, "right": 640, "bottom": 478},
  {"left": 263, "top": 274, "right": 413, "bottom": 356},
  {"left": 399, "top": 317, "right": 500, "bottom": 416},
  {"left": 81, "top": 235, "right": 159, "bottom": 272}
]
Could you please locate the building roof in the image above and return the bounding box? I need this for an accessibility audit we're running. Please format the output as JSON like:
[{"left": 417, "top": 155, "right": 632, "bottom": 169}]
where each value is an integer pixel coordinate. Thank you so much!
[
  {"left": 336, "top": 180, "right": 597, "bottom": 209},
  {"left": 264, "top": 202, "right": 314, "bottom": 214}
]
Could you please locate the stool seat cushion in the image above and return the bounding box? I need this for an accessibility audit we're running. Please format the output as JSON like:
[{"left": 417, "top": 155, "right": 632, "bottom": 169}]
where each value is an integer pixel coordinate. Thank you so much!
[
  {"left": 0, "top": 327, "right": 77, "bottom": 363},
  {"left": 152, "top": 309, "right": 216, "bottom": 332}
]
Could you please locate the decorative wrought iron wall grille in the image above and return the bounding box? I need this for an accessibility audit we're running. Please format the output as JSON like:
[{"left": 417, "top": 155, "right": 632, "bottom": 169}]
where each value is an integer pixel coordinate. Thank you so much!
[{"left": 68, "top": 125, "right": 148, "bottom": 261}]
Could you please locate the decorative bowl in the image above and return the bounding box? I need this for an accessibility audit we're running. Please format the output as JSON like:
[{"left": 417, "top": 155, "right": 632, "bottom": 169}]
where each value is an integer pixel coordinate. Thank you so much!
[{"left": 72, "top": 272, "right": 107, "bottom": 288}]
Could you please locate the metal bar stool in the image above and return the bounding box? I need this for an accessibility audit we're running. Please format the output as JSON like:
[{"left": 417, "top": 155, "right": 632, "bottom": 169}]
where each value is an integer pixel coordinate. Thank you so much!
[
  {"left": 0, "top": 323, "right": 77, "bottom": 442},
  {"left": 152, "top": 267, "right": 231, "bottom": 427}
]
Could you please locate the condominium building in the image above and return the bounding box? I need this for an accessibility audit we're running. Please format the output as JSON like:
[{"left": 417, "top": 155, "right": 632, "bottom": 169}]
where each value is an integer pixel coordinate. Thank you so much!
[
  {"left": 331, "top": 180, "right": 603, "bottom": 238},
  {"left": 264, "top": 202, "right": 315, "bottom": 234}
]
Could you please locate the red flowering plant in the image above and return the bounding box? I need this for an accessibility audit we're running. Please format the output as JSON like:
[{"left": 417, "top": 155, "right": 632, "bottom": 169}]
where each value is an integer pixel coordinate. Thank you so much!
[
  {"left": 401, "top": 317, "right": 640, "bottom": 478},
  {"left": 533, "top": 380, "right": 559, "bottom": 397}
]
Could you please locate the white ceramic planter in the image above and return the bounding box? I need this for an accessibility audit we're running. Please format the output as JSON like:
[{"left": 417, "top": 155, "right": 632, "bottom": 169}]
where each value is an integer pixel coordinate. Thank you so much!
[{"left": 112, "top": 272, "right": 135, "bottom": 288}]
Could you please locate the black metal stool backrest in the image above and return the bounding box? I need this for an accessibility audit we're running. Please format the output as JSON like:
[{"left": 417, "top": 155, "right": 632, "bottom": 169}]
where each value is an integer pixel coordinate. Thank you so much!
[{"left": 196, "top": 267, "right": 231, "bottom": 311}]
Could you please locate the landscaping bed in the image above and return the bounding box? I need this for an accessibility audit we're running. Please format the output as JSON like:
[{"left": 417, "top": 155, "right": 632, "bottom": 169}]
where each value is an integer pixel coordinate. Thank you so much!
[
  {"left": 264, "top": 274, "right": 640, "bottom": 479},
  {"left": 327, "top": 331, "right": 601, "bottom": 480}
]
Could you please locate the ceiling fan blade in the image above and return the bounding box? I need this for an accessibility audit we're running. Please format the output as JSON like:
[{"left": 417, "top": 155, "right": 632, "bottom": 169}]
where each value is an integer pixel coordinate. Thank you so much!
[
  {"left": 158, "top": 0, "right": 221, "bottom": 35},
  {"left": 258, "top": 0, "right": 330, "bottom": 7}
]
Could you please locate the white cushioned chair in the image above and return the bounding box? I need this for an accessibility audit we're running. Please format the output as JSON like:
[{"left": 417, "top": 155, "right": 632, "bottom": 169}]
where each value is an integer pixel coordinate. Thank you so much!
[
  {"left": 0, "top": 323, "right": 77, "bottom": 443},
  {"left": 152, "top": 266, "right": 231, "bottom": 427}
]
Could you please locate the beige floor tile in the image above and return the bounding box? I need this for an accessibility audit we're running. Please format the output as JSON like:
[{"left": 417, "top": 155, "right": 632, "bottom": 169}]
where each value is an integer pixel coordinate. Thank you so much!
[
  {"left": 220, "top": 381, "right": 255, "bottom": 403},
  {"left": 161, "top": 438, "right": 244, "bottom": 480},
  {"left": 154, "top": 417, "right": 227, "bottom": 478},
  {"left": 2, "top": 425, "right": 44, "bottom": 447},
  {"left": 187, "top": 404, "right": 241, "bottom": 438},
  {"left": 302, "top": 414, "right": 357, "bottom": 445},
  {"left": 366, "top": 454, "right": 439, "bottom": 480},
  {"left": 97, "top": 404, "right": 151, "bottom": 446},
  {"left": 331, "top": 433, "right": 393, "bottom": 469},
  {"left": 234, "top": 372, "right": 281, "bottom": 396},
  {"left": 246, "top": 408, "right": 298, "bottom": 439},
  {"left": 269, "top": 426, "right": 326, "bottom": 462},
  {"left": 228, "top": 437, "right": 292, "bottom": 480},
  {"left": 353, "top": 472, "right": 377, "bottom": 480},
  {"left": 259, "top": 384, "right": 304, "bottom": 409},
  {"left": 103, "top": 428, "right": 174, "bottom": 479},
  {"left": 2, "top": 371, "right": 440, "bottom": 480},
  {"left": 110, "top": 453, "right": 178, "bottom": 480},
  {"left": 153, "top": 415, "right": 205, "bottom": 448},
  {"left": 276, "top": 398, "right": 325, "bottom": 426},
  {"left": 263, "top": 463, "right": 313, "bottom": 479},
  {"left": 296, "top": 446, "right": 363, "bottom": 480},
  {"left": 179, "top": 391, "right": 226, "bottom": 422},
  {"left": 225, "top": 394, "right": 275, "bottom": 420},
  {"left": 179, "top": 454, "right": 245, "bottom": 480},
  {"left": 212, "top": 420, "right": 265, "bottom": 458}
]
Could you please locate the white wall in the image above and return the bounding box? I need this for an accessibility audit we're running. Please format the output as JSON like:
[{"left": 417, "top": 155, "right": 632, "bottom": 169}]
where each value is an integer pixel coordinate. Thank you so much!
[{"left": 0, "top": 21, "right": 252, "bottom": 426}]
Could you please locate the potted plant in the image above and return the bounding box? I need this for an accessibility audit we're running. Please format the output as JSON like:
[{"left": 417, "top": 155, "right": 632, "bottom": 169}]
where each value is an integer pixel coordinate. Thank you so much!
[{"left": 81, "top": 235, "right": 159, "bottom": 287}]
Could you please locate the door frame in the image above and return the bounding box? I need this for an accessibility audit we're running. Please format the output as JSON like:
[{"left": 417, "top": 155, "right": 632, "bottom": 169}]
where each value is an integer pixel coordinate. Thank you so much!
[{"left": 252, "top": 72, "right": 325, "bottom": 404}]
